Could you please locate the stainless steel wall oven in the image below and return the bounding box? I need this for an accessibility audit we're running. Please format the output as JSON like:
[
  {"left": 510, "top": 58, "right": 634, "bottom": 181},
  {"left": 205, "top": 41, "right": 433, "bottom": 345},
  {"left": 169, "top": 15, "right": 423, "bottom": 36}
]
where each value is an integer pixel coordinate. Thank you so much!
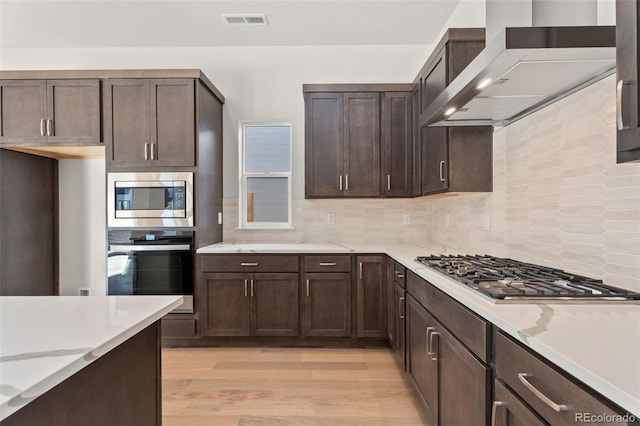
[{"left": 107, "top": 230, "right": 194, "bottom": 313}]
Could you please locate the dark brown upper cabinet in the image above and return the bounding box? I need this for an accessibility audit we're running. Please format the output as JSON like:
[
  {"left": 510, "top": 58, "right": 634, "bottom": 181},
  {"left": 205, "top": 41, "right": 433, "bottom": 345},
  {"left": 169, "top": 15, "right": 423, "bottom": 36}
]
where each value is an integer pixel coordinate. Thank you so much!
[
  {"left": 0, "top": 79, "right": 102, "bottom": 145},
  {"left": 616, "top": 0, "right": 640, "bottom": 163},
  {"left": 304, "top": 90, "right": 381, "bottom": 197},
  {"left": 414, "top": 29, "right": 493, "bottom": 196},
  {"left": 382, "top": 92, "right": 414, "bottom": 197},
  {"left": 104, "top": 78, "right": 195, "bottom": 167},
  {"left": 304, "top": 84, "right": 414, "bottom": 198}
]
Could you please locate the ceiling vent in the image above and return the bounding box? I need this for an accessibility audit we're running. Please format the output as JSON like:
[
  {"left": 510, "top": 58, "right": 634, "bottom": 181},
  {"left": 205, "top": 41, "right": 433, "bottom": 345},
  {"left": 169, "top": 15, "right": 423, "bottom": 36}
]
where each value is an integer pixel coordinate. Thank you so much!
[{"left": 222, "top": 14, "right": 268, "bottom": 25}]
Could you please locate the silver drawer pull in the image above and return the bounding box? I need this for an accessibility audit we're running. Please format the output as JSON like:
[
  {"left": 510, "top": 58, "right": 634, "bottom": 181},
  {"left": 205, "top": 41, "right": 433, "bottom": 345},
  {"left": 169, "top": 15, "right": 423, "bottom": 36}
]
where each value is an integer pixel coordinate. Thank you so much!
[
  {"left": 394, "top": 271, "right": 404, "bottom": 278},
  {"left": 517, "top": 373, "right": 568, "bottom": 412},
  {"left": 47, "top": 119, "right": 53, "bottom": 136},
  {"left": 429, "top": 331, "right": 439, "bottom": 361},
  {"left": 319, "top": 262, "right": 337, "bottom": 266},
  {"left": 306, "top": 279, "right": 310, "bottom": 297},
  {"left": 617, "top": 80, "right": 631, "bottom": 130},
  {"left": 439, "top": 160, "right": 446, "bottom": 182},
  {"left": 491, "top": 401, "right": 506, "bottom": 426},
  {"left": 244, "top": 279, "right": 248, "bottom": 297},
  {"left": 399, "top": 297, "right": 404, "bottom": 319},
  {"left": 40, "top": 119, "right": 46, "bottom": 136},
  {"left": 426, "top": 326, "right": 436, "bottom": 355},
  {"left": 240, "top": 262, "right": 258, "bottom": 266}
]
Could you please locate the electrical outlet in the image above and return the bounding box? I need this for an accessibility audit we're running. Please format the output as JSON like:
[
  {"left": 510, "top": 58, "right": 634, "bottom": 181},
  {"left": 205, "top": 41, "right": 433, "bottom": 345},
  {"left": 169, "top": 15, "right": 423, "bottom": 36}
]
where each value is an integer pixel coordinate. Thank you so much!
[
  {"left": 327, "top": 213, "right": 336, "bottom": 225},
  {"left": 403, "top": 214, "right": 411, "bottom": 225},
  {"left": 482, "top": 213, "right": 491, "bottom": 231},
  {"left": 445, "top": 214, "right": 450, "bottom": 227},
  {"left": 78, "top": 287, "right": 91, "bottom": 296}
]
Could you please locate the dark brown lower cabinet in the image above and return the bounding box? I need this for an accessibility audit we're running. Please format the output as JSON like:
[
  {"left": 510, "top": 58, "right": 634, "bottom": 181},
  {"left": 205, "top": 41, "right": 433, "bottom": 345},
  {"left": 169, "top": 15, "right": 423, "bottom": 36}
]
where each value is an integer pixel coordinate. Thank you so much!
[
  {"left": 407, "top": 294, "right": 489, "bottom": 426},
  {"left": 493, "top": 380, "right": 548, "bottom": 426},
  {"left": 392, "top": 281, "right": 406, "bottom": 370},
  {"left": 356, "top": 255, "right": 386, "bottom": 337},
  {"left": 203, "top": 272, "right": 298, "bottom": 337},
  {"left": 303, "top": 272, "right": 351, "bottom": 337}
]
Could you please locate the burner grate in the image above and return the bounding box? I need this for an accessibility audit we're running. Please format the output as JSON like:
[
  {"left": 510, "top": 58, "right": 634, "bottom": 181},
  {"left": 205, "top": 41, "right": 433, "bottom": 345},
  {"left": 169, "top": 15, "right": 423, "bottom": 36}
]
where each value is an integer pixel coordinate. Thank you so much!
[{"left": 416, "top": 255, "right": 640, "bottom": 301}]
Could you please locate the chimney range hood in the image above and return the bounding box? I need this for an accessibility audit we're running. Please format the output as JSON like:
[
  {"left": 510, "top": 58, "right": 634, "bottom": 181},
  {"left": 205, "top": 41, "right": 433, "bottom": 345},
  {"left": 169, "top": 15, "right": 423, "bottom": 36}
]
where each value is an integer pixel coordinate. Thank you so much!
[{"left": 421, "top": 1, "right": 616, "bottom": 128}]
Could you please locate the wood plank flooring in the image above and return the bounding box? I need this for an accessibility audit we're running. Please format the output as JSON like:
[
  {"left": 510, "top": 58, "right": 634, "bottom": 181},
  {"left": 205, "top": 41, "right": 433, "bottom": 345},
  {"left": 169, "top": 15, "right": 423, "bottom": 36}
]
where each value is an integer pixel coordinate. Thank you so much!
[{"left": 162, "top": 347, "right": 428, "bottom": 425}]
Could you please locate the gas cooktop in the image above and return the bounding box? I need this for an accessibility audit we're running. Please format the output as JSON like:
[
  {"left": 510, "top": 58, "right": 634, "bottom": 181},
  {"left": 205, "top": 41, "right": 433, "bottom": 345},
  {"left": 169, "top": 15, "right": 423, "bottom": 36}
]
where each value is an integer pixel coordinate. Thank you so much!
[{"left": 416, "top": 255, "right": 640, "bottom": 302}]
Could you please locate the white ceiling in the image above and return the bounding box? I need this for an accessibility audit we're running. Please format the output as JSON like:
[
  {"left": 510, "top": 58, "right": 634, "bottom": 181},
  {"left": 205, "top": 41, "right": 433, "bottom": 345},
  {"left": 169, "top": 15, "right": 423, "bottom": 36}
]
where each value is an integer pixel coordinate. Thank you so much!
[{"left": 0, "top": 0, "right": 461, "bottom": 48}]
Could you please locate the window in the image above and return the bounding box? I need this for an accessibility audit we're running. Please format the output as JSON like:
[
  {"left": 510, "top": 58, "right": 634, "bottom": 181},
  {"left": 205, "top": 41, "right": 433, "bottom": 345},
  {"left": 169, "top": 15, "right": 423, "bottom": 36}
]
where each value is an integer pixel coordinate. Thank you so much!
[{"left": 239, "top": 122, "right": 292, "bottom": 229}]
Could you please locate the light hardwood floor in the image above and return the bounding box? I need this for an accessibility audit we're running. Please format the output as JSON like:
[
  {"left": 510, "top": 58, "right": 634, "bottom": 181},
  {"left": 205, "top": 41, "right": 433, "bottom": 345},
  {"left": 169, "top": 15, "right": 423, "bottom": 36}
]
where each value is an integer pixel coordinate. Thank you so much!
[{"left": 162, "top": 347, "right": 429, "bottom": 425}]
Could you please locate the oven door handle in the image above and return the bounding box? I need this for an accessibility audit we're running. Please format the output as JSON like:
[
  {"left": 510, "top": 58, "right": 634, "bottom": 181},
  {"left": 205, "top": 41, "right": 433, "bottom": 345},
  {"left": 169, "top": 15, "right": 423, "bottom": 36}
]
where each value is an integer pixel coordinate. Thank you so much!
[{"left": 109, "top": 244, "right": 191, "bottom": 252}]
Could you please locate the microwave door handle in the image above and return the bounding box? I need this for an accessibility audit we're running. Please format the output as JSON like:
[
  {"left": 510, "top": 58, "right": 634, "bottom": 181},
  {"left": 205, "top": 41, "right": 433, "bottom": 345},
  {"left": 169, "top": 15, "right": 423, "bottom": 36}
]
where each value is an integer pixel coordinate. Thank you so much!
[{"left": 108, "top": 244, "right": 191, "bottom": 252}]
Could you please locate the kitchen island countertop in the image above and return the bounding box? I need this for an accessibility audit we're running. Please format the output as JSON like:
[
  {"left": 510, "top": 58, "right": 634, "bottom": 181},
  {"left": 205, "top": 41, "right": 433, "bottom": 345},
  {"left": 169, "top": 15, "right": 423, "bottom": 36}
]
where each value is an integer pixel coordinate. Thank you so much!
[
  {"left": 0, "top": 295, "right": 182, "bottom": 421},
  {"left": 198, "top": 242, "right": 640, "bottom": 417}
]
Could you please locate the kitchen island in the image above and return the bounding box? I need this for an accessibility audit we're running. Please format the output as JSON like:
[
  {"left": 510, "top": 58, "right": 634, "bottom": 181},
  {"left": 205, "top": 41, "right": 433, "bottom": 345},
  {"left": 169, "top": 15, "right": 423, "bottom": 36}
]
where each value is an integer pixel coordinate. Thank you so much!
[
  {"left": 0, "top": 295, "right": 182, "bottom": 426},
  {"left": 198, "top": 242, "right": 640, "bottom": 419}
]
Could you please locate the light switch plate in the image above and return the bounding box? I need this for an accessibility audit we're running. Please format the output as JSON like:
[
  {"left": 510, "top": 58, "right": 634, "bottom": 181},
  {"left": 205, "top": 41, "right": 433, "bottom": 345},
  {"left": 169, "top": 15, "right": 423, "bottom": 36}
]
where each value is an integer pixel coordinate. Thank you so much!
[{"left": 327, "top": 213, "right": 336, "bottom": 225}]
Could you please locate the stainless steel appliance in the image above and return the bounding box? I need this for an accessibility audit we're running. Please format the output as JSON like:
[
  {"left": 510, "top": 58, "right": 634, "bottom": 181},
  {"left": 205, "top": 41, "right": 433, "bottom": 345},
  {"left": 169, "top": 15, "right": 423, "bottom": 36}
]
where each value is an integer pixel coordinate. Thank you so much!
[
  {"left": 107, "top": 230, "right": 194, "bottom": 313},
  {"left": 416, "top": 255, "right": 640, "bottom": 303},
  {"left": 107, "top": 172, "right": 194, "bottom": 228}
]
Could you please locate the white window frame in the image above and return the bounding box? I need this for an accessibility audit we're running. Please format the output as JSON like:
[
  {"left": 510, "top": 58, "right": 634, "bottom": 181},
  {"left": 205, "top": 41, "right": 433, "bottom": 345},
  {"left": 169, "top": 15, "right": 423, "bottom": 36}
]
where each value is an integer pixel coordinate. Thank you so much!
[{"left": 238, "top": 121, "right": 293, "bottom": 229}]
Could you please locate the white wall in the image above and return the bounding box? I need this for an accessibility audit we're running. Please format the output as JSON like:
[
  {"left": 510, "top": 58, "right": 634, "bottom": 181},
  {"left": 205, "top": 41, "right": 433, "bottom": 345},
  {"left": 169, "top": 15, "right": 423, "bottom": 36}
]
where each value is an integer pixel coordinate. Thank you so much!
[{"left": 58, "top": 159, "right": 106, "bottom": 295}]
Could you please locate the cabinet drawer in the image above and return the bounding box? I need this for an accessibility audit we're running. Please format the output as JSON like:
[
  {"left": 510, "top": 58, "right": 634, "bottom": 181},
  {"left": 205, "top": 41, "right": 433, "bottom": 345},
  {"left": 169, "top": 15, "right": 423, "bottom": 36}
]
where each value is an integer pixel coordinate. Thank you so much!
[
  {"left": 303, "top": 255, "right": 352, "bottom": 272},
  {"left": 407, "top": 271, "right": 488, "bottom": 362},
  {"left": 495, "top": 331, "right": 629, "bottom": 426},
  {"left": 161, "top": 319, "right": 196, "bottom": 338},
  {"left": 200, "top": 255, "right": 298, "bottom": 273}
]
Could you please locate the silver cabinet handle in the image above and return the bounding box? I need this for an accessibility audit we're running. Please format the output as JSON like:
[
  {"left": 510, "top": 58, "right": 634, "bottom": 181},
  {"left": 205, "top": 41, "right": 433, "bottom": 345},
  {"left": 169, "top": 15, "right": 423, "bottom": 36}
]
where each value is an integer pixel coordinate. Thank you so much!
[
  {"left": 394, "top": 271, "right": 404, "bottom": 278},
  {"left": 40, "top": 119, "right": 45, "bottom": 136},
  {"left": 306, "top": 279, "right": 310, "bottom": 297},
  {"left": 358, "top": 261, "right": 363, "bottom": 280},
  {"left": 319, "top": 262, "right": 337, "bottom": 266},
  {"left": 144, "top": 143, "right": 149, "bottom": 160},
  {"left": 47, "top": 119, "right": 53, "bottom": 136},
  {"left": 439, "top": 160, "right": 446, "bottom": 182},
  {"left": 517, "top": 373, "right": 568, "bottom": 412},
  {"left": 387, "top": 174, "right": 391, "bottom": 191},
  {"left": 240, "top": 262, "right": 259, "bottom": 266},
  {"left": 150, "top": 143, "right": 156, "bottom": 160},
  {"left": 426, "top": 326, "right": 436, "bottom": 355},
  {"left": 339, "top": 175, "right": 343, "bottom": 191},
  {"left": 617, "top": 80, "right": 631, "bottom": 130},
  {"left": 491, "top": 401, "right": 506, "bottom": 426},
  {"left": 399, "top": 297, "right": 404, "bottom": 319},
  {"left": 345, "top": 175, "right": 349, "bottom": 191},
  {"left": 244, "top": 279, "right": 248, "bottom": 297},
  {"left": 429, "top": 331, "right": 439, "bottom": 361},
  {"left": 250, "top": 279, "right": 254, "bottom": 297}
]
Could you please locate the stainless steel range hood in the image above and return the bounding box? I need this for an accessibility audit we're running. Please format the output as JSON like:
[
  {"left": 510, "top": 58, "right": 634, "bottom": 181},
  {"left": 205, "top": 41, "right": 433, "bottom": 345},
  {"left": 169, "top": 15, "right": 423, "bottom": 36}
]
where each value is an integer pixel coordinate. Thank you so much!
[{"left": 421, "top": 1, "right": 616, "bottom": 127}]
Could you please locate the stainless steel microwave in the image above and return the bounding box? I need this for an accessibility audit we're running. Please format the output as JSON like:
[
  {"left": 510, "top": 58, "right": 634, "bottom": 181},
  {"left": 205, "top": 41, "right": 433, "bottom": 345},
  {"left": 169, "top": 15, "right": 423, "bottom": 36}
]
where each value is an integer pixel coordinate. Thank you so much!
[{"left": 107, "top": 172, "right": 194, "bottom": 228}]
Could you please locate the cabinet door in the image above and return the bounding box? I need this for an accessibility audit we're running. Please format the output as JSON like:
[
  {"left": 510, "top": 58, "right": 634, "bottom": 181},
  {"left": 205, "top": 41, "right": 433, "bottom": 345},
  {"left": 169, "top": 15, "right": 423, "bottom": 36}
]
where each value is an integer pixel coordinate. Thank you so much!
[
  {"left": 303, "top": 272, "right": 351, "bottom": 337},
  {"left": 0, "top": 80, "right": 47, "bottom": 143},
  {"left": 616, "top": 0, "right": 640, "bottom": 162},
  {"left": 394, "top": 283, "right": 406, "bottom": 371},
  {"left": 150, "top": 79, "right": 195, "bottom": 166},
  {"left": 251, "top": 273, "right": 299, "bottom": 337},
  {"left": 344, "top": 92, "right": 380, "bottom": 197},
  {"left": 411, "top": 86, "right": 422, "bottom": 196},
  {"left": 104, "top": 79, "right": 150, "bottom": 166},
  {"left": 421, "top": 47, "right": 447, "bottom": 112},
  {"left": 493, "top": 380, "right": 548, "bottom": 426},
  {"left": 436, "top": 319, "right": 490, "bottom": 425},
  {"left": 386, "top": 257, "right": 395, "bottom": 345},
  {"left": 203, "top": 273, "right": 250, "bottom": 336},
  {"left": 356, "top": 255, "right": 386, "bottom": 338},
  {"left": 421, "top": 127, "right": 448, "bottom": 194},
  {"left": 305, "top": 93, "right": 344, "bottom": 197},
  {"left": 47, "top": 79, "right": 102, "bottom": 144},
  {"left": 406, "top": 295, "right": 437, "bottom": 425},
  {"left": 381, "top": 92, "right": 413, "bottom": 197}
]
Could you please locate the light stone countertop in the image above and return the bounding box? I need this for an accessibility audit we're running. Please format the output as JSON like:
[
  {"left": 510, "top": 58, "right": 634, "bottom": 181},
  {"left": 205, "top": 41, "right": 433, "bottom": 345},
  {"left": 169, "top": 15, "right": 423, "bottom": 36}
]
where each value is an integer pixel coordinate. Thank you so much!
[
  {"left": 198, "top": 242, "right": 640, "bottom": 417},
  {"left": 0, "top": 295, "right": 183, "bottom": 421}
]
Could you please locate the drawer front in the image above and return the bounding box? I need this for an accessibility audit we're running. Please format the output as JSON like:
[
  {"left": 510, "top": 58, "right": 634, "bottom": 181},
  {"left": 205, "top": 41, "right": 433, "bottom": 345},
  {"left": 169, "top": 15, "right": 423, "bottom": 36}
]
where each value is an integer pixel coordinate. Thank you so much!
[
  {"left": 493, "top": 379, "right": 547, "bottom": 426},
  {"left": 304, "top": 255, "right": 352, "bottom": 272},
  {"left": 200, "top": 255, "right": 298, "bottom": 273},
  {"left": 406, "top": 270, "right": 488, "bottom": 362},
  {"left": 161, "top": 319, "right": 196, "bottom": 338},
  {"left": 393, "top": 261, "right": 406, "bottom": 288},
  {"left": 495, "top": 331, "right": 630, "bottom": 426}
]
